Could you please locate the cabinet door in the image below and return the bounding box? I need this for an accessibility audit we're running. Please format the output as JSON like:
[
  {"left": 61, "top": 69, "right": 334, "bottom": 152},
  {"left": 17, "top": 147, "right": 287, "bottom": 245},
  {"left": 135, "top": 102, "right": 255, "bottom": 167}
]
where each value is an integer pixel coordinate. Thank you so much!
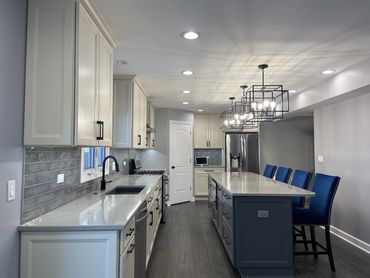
[
  {"left": 142, "top": 94, "right": 148, "bottom": 148},
  {"left": 209, "top": 116, "right": 223, "bottom": 148},
  {"left": 98, "top": 34, "right": 113, "bottom": 146},
  {"left": 21, "top": 231, "right": 118, "bottom": 278},
  {"left": 113, "top": 80, "right": 133, "bottom": 148},
  {"left": 194, "top": 115, "right": 209, "bottom": 148},
  {"left": 194, "top": 172, "right": 209, "bottom": 196},
  {"left": 132, "top": 82, "right": 142, "bottom": 148},
  {"left": 75, "top": 3, "right": 100, "bottom": 146},
  {"left": 24, "top": 0, "right": 75, "bottom": 145}
]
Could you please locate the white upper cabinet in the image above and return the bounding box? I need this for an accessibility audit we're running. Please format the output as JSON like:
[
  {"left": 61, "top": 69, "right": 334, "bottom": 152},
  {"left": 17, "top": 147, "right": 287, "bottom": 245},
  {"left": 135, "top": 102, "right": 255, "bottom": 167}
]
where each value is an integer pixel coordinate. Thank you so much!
[
  {"left": 24, "top": 0, "right": 117, "bottom": 146},
  {"left": 113, "top": 77, "right": 148, "bottom": 149},
  {"left": 194, "top": 115, "right": 223, "bottom": 149},
  {"left": 147, "top": 103, "right": 156, "bottom": 149}
]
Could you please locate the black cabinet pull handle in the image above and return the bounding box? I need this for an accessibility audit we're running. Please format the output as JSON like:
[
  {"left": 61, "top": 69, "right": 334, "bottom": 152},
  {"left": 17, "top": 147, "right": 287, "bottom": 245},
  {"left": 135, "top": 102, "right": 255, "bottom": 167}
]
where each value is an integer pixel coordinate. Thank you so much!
[
  {"left": 149, "top": 211, "right": 153, "bottom": 226},
  {"left": 96, "top": 121, "right": 103, "bottom": 140},
  {"left": 127, "top": 244, "right": 135, "bottom": 254},
  {"left": 100, "top": 121, "right": 104, "bottom": 140},
  {"left": 126, "top": 228, "right": 134, "bottom": 237},
  {"left": 138, "top": 135, "right": 141, "bottom": 145}
]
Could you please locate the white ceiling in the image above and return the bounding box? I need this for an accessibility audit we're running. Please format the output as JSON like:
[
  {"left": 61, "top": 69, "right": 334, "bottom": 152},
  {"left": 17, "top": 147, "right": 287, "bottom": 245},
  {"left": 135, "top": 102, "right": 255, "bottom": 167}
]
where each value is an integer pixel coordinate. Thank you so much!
[{"left": 94, "top": 0, "right": 370, "bottom": 113}]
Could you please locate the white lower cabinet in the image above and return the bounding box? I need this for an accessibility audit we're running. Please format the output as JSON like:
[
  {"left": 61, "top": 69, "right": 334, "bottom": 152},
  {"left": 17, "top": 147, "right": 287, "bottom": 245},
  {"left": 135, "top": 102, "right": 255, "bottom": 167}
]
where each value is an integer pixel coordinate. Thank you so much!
[
  {"left": 20, "top": 231, "right": 118, "bottom": 278},
  {"left": 145, "top": 181, "right": 162, "bottom": 267},
  {"left": 194, "top": 168, "right": 223, "bottom": 196}
]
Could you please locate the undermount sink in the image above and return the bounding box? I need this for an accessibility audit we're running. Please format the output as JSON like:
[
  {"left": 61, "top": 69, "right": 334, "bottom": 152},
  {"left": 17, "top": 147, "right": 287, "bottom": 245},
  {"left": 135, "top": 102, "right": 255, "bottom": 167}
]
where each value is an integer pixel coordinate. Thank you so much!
[{"left": 106, "top": 186, "right": 145, "bottom": 195}]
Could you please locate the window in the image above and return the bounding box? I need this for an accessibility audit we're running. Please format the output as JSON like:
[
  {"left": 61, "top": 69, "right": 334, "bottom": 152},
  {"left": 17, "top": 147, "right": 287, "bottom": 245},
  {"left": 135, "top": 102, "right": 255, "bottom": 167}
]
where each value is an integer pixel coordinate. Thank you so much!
[{"left": 81, "top": 147, "right": 110, "bottom": 183}]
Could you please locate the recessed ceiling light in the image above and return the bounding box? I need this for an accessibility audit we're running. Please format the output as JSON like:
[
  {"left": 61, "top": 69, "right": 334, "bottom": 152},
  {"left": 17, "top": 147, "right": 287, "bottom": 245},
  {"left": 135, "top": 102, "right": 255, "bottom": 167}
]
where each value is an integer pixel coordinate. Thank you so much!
[
  {"left": 289, "top": 90, "right": 297, "bottom": 93},
  {"left": 182, "top": 31, "right": 200, "bottom": 40},
  {"left": 198, "top": 109, "right": 204, "bottom": 112},
  {"left": 182, "top": 90, "right": 190, "bottom": 94},
  {"left": 322, "top": 69, "right": 335, "bottom": 75},
  {"left": 181, "top": 70, "right": 194, "bottom": 76},
  {"left": 182, "top": 101, "right": 189, "bottom": 105},
  {"left": 116, "top": 60, "right": 128, "bottom": 65}
]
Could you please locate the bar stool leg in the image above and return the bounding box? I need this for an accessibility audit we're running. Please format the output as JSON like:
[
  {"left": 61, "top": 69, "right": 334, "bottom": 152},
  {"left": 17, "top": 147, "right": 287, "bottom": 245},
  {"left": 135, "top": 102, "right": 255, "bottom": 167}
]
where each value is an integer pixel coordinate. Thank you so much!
[
  {"left": 325, "top": 226, "right": 336, "bottom": 271},
  {"left": 301, "top": 225, "right": 308, "bottom": 251},
  {"left": 310, "top": 226, "right": 318, "bottom": 258}
]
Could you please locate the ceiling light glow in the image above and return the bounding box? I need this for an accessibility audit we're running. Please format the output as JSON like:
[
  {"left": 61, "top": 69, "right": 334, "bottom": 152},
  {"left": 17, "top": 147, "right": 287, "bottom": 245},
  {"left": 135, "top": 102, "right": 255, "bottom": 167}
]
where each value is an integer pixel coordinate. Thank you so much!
[
  {"left": 181, "top": 70, "right": 194, "bottom": 76},
  {"left": 182, "top": 31, "right": 199, "bottom": 40},
  {"left": 322, "top": 70, "right": 335, "bottom": 75}
]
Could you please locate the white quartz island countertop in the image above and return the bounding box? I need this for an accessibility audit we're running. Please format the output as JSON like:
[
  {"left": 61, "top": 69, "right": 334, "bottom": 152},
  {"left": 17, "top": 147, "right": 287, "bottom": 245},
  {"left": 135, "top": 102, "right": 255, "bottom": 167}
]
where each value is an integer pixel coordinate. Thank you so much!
[
  {"left": 210, "top": 172, "right": 315, "bottom": 197},
  {"left": 19, "top": 175, "right": 162, "bottom": 232}
]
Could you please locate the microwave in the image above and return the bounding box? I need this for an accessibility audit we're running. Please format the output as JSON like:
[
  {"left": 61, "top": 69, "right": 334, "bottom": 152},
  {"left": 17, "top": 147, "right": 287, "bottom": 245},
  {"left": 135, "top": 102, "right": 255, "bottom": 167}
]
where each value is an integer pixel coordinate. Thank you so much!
[{"left": 195, "top": 156, "right": 209, "bottom": 166}]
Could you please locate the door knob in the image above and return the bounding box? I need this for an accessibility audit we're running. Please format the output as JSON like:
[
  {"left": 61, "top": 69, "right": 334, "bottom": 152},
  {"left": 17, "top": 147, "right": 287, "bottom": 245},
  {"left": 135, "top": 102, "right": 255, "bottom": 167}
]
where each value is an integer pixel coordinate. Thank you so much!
[{"left": 171, "top": 166, "right": 175, "bottom": 169}]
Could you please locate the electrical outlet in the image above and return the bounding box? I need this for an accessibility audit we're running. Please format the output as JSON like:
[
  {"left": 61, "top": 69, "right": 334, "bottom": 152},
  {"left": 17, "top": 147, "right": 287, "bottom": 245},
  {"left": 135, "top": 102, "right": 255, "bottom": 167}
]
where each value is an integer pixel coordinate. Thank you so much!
[
  {"left": 7, "top": 180, "right": 16, "bottom": 201},
  {"left": 57, "top": 174, "right": 64, "bottom": 183},
  {"left": 317, "top": 155, "right": 324, "bottom": 163}
]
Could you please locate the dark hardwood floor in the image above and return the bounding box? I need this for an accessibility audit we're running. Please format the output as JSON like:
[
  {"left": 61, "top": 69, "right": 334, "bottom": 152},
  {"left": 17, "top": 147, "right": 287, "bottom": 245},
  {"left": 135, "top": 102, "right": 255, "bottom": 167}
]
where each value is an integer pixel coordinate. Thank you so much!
[{"left": 147, "top": 201, "right": 370, "bottom": 278}]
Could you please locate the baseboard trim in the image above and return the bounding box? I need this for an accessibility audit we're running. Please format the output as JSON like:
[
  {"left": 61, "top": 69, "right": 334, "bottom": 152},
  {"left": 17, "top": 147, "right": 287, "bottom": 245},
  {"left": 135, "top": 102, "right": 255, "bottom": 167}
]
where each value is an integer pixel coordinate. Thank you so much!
[{"left": 323, "top": 225, "right": 370, "bottom": 254}]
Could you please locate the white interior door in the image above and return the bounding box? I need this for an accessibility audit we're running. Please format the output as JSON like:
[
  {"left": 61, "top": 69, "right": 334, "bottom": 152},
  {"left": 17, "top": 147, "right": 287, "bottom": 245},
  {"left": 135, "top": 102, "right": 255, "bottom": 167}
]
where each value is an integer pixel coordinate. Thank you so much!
[{"left": 169, "top": 121, "right": 193, "bottom": 205}]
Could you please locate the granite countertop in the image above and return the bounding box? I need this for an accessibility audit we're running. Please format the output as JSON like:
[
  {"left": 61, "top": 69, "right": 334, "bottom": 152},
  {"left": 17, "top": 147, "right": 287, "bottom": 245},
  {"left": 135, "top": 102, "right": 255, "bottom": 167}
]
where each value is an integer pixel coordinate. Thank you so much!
[
  {"left": 210, "top": 172, "right": 315, "bottom": 197},
  {"left": 19, "top": 175, "right": 162, "bottom": 232}
]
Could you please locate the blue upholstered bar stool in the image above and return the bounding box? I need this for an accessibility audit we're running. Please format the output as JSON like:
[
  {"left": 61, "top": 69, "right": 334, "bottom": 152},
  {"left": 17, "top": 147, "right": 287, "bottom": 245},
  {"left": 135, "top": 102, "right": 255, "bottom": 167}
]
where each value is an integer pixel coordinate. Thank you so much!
[
  {"left": 293, "top": 173, "right": 341, "bottom": 271},
  {"left": 291, "top": 169, "right": 312, "bottom": 207},
  {"left": 274, "top": 166, "right": 292, "bottom": 183},
  {"left": 291, "top": 169, "right": 312, "bottom": 251},
  {"left": 262, "top": 164, "right": 277, "bottom": 179}
]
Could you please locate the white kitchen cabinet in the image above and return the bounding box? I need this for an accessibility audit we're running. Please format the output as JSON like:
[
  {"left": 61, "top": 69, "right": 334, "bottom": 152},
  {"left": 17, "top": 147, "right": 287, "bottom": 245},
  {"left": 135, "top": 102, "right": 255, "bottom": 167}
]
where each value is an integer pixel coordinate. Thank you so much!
[
  {"left": 194, "top": 167, "right": 223, "bottom": 196},
  {"left": 145, "top": 181, "right": 162, "bottom": 267},
  {"left": 24, "top": 0, "right": 116, "bottom": 146},
  {"left": 20, "top": 231, "right": 118, "bottom": 278},
  {"left": 113, "top": 77, "right": 148, "bottom": 149},
  {"left": 194, "top": 115, "right": 223, "bottom": 148},
  {"left": 147, "top": 103, "right": 156, "bottom": 148}
]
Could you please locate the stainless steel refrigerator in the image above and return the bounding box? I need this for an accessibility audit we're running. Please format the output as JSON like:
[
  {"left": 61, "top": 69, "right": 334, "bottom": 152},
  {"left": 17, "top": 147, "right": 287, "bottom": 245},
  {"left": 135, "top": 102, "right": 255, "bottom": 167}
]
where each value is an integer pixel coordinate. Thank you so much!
[{"left": 225, "top": 133, "right": 259, "bottom": 173}]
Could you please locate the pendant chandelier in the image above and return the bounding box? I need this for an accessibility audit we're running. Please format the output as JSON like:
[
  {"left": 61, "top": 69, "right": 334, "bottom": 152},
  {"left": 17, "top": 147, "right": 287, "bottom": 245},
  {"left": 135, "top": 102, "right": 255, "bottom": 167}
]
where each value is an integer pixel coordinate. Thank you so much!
[{"left": 221, "top": 64, "right": 290, "bottom": 130}]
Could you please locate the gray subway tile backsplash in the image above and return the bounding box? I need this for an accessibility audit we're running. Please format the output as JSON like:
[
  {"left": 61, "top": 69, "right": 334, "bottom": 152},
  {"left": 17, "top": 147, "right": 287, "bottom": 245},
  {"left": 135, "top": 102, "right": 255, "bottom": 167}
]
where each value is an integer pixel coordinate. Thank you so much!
[
  {"left": 22, "top": 147, "right": 143, "bottom": 223},
  {"left": 194, "top": 149, "right": 223, "bottom": 165}
]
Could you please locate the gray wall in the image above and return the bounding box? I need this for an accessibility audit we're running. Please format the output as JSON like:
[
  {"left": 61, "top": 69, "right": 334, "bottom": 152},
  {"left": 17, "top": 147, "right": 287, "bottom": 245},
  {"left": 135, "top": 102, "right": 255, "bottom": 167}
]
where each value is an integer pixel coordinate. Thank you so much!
[
  {"left": 314, "top": 92, "right": 370, "bottom": 244},
  {"left": 259, "top": 117, "right": 315, "bottom": 174},
  {"left": 0, "top": 0, "right": 27, "bottom": 277},
  {"left": 141, "top": 108, "right": 194, "bottom": 169}
]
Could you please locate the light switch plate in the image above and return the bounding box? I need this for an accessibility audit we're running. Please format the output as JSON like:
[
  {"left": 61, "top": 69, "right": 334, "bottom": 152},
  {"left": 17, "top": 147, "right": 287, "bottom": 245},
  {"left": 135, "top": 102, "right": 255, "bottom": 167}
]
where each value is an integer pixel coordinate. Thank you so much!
[
  {"left": 57, "top": 174, "right": 64, "bottom": 184},
  {"left": 318, "top": 155, "right": 324, "bottom": 163},
  {"left": 7, "top": 180, "right": 16, "bottom": 201}
]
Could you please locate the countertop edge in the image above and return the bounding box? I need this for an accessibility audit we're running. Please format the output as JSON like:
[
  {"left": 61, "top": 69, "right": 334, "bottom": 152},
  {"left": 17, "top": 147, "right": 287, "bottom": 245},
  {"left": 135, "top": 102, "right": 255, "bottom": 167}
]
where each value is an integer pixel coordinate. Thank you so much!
[{"left": 209, "top": 172, "right": 315, "bottom": 197}]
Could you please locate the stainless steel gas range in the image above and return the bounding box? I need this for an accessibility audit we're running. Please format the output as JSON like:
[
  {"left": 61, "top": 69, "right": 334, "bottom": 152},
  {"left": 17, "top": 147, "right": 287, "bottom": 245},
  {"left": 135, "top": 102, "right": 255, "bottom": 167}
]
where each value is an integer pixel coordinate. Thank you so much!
[{"left": 135, "top": 169, "right": 169, "bottom": 223}]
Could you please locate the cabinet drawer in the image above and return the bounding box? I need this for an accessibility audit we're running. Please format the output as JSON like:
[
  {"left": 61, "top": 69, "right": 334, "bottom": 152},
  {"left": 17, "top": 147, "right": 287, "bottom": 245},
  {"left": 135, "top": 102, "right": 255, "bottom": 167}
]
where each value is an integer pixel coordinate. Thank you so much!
[
  {"left": 120, "top": 216, "right": 135, "bottom": 255},
  {"left": 221, "top": 189, "right": 233, "bottom": 208},
  {"left": 222, "top": 218, "right": 234, "bottom": 263},
  {"left": 222, "top": 202, "right": 233, "bottom": 228}
]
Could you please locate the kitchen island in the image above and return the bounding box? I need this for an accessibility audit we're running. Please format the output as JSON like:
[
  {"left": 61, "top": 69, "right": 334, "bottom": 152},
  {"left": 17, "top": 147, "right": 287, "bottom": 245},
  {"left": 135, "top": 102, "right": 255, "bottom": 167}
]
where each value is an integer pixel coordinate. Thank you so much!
[
  {"left": 19, "top": 175, "right": 163, "bottom": 278},
  {"left": 208, "top": 172, "right": 314, "bottom": 278}
]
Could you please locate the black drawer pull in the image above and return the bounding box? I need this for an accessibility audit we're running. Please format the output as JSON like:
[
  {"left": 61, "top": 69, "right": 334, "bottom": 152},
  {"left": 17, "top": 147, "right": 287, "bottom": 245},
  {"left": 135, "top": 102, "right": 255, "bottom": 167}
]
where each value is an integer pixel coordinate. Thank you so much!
[
  {"left": 126, "top": 228, "right": 134, "bottom": 237},
  {"left": 127, "top": 244, "right": 135, "bottom": 254}
]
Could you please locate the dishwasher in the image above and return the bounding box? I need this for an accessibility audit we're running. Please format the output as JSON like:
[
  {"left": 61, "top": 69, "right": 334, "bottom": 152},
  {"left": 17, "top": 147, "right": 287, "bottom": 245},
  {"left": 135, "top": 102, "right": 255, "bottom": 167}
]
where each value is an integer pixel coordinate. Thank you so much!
[{"left": 135, "top": 200, "right": 148, "bottom": 278}]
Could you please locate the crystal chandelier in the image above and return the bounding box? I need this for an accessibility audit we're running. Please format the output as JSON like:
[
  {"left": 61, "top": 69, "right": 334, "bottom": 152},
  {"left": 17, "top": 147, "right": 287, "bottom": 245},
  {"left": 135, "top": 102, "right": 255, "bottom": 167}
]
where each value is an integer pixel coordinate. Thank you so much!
[{"left": 221, "top": 64, "right": 290, "bottom": 130}]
